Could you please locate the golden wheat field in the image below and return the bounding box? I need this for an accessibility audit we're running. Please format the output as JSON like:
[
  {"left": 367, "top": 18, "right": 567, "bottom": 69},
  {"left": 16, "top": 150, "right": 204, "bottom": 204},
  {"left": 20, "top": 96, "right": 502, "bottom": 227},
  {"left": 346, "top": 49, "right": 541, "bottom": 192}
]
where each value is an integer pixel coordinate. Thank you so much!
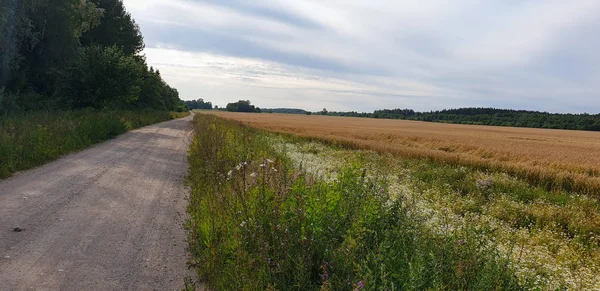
[{"left": 207, "top": 111, "right": 600, "bottom": 195}]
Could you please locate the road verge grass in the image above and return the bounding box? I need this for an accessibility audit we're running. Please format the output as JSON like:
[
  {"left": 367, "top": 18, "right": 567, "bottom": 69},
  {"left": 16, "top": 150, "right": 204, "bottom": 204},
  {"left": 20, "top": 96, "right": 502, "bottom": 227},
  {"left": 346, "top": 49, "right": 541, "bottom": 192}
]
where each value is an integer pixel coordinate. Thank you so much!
[
  {"left": 186, "top": 114, "right": 526, "bottom": 290},
  {"left": 0, "top": 109, "right": 190, "bottom": 178}
]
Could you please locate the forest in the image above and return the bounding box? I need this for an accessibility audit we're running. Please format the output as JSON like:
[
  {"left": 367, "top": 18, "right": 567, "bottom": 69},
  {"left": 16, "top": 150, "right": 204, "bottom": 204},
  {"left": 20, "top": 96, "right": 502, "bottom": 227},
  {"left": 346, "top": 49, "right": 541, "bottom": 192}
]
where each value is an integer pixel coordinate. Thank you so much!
[
  {"left": 0, "top": 0, "right": 186, "bottom": 114},
  {"left": 321, "top": 107, "right": 600, "bottom": 131}
]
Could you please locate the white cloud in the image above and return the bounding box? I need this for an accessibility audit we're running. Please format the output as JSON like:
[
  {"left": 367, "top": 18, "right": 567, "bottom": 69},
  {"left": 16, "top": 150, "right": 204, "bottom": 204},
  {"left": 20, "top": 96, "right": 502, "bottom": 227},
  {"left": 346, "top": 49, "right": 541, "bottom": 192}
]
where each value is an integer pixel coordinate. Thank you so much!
[
  {"left": 143, "top": 48, "right": 456, "bottom": 111},
  {"left": 452, "top": 0, "right": 600, "bottom": 68},
  {"left": 125, "top": 0, "right": 600, "bottom": 113}
]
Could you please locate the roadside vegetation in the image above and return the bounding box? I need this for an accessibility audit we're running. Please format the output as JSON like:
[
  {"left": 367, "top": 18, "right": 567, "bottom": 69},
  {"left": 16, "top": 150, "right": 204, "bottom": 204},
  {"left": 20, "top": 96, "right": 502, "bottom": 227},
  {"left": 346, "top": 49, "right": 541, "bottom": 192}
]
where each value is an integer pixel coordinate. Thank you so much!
[
  {"left": 186, "top": 114, "right": 528, "bottom": 290},
  {"left": 0, "top": 110, "right": 189, "bottom": 178},
  {"left": 192, "top": 113, "right": 600, "bottom": 290},
  {"left": 209, "top": 112, "right": 600, "bottom": 196}
]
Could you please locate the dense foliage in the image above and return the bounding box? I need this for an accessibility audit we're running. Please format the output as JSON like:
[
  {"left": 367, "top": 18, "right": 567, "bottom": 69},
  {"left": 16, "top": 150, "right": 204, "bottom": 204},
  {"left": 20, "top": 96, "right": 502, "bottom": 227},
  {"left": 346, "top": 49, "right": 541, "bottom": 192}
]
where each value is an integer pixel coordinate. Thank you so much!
[
  {"left": 0, "top": 0, "right": 185, "bottom": 114},
  {"left": 185, "top": 98, "right": 213, "bottom": 110},
  {"left": 321, "top": 107, "right": 600, "bottom": 131},
  {"left": 226, "top": 100, "right": 261, "bottom": 113}
]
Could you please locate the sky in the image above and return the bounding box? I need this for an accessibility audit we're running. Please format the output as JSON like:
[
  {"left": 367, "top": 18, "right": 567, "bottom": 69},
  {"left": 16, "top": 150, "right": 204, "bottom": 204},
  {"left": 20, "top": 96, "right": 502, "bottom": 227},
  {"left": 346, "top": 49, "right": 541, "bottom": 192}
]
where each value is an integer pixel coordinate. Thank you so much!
[{"left": 122, "top": 0, "right": 600, "bottom": 113}]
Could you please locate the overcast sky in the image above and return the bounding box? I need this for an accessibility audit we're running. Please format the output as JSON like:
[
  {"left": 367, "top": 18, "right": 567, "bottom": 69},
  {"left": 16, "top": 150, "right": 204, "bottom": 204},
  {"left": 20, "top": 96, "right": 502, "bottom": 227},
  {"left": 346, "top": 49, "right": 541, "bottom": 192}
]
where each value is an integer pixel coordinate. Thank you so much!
[{"left": 122, "top": 0, "right": 600, "bottom": 113}]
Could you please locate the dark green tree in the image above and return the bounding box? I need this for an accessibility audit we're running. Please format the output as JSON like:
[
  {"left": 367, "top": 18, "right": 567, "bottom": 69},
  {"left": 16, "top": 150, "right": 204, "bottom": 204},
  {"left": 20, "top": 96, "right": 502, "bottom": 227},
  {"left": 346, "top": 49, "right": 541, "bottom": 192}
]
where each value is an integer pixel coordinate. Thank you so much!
[
  {"left": 58, "top": 45, "right": 144, "bottom": 109},
  {"left": 185, "top": 98, "right": 213, "bottom": 110},
  {"left": 0, "top": 0, "right": 184, "bottom": 113},
  {"left": 81, "top": 0, "right": 144, "bottom": 55},
  {"left": 226, "top": 100, "right": 261, "bottom": 113},
  {"left": 0, "top": 0, "right": 101, "bottom": 108}
]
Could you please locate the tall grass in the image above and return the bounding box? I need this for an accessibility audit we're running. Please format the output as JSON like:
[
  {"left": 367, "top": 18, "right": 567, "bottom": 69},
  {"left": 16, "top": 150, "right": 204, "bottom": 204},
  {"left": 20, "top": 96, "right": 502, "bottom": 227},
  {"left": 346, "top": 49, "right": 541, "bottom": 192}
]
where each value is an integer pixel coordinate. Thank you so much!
[
  {"left": 186, "top": 114, "right": 526, "bottom": 290},
  {"left": 0, "top": 109, "right": 189, "bottom": 178}
]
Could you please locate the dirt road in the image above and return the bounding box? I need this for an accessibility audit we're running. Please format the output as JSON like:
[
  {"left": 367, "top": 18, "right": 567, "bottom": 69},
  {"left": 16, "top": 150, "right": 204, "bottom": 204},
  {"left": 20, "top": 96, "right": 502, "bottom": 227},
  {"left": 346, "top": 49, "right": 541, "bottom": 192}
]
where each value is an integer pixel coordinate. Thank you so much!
[{"left": 0, "top": 116, "right": 193, "bottom": 291}]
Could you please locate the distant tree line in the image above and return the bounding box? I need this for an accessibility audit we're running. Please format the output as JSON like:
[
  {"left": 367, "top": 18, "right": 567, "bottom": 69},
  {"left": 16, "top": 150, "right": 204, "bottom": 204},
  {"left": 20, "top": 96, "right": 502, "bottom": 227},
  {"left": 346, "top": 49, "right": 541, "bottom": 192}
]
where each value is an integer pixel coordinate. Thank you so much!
[
  {"left": 0, "top": 0, "right": 186, "bottom": 115},
  {"left": 185, "top": 99, "right": 213, "bottom": 110},
  {"left": 226, "top": 100, "right": 261, "bottom": 113},
  {"left": 264, "top": 108, "right": 307, "bottom": 114},
  {"left": 318, "top": 107, "right": 600, "bottom": 131}
]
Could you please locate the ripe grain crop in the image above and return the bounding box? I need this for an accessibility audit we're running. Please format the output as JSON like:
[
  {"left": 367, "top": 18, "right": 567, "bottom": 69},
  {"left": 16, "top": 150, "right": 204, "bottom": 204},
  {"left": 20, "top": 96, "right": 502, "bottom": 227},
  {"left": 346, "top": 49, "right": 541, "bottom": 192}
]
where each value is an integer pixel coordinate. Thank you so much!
[{"left": 208, "top": 112, "right": 600, "bottom": 195}]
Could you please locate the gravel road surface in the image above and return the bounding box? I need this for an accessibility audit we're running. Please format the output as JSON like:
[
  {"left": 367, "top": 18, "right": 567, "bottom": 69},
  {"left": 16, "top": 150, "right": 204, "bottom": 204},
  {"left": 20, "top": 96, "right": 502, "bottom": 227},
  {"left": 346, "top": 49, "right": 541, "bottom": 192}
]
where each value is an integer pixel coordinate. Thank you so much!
[{"left": 0, "top": 115, "right": 193, "bottom": 291}]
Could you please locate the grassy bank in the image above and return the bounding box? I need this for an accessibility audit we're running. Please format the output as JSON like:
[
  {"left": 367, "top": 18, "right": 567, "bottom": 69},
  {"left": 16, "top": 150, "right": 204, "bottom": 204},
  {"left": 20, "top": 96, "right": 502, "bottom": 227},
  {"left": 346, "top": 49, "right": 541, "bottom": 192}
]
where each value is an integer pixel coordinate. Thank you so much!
[
  {"left": 0, "top": 110, "right": 189, "bottom": 178},
  {"left": 186, "top": 114, "right": 527, "bottom": 290}
]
